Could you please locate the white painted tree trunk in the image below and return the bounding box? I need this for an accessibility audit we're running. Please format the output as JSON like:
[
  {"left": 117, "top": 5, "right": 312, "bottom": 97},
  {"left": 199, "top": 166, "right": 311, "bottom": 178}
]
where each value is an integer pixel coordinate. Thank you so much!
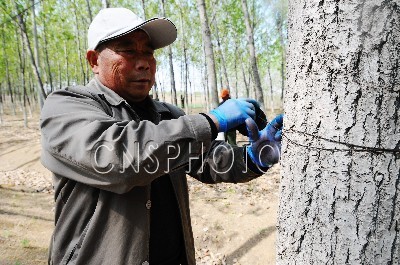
[{"left": 278, "top": 0, "right": 400, "bottom": 264}]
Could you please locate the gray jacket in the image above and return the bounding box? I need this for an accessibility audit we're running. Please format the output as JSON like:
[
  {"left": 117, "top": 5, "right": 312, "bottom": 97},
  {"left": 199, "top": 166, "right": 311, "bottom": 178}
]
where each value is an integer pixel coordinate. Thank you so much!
[{"left": 41, "top": 78, "right": 263, "bottom": 265}]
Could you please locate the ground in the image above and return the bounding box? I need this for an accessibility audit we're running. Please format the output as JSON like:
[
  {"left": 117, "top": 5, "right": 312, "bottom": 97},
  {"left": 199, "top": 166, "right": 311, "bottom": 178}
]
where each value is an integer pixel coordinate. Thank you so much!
[{"left": 0, "top": 113, "right": 280, "bottom": 265}]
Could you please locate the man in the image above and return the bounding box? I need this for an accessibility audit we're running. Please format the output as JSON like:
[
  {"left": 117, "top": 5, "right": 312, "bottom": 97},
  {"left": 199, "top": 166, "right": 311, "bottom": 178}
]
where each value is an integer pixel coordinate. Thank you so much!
[{"left": 40, "top": 8, "right": 283, "bottom": 265}]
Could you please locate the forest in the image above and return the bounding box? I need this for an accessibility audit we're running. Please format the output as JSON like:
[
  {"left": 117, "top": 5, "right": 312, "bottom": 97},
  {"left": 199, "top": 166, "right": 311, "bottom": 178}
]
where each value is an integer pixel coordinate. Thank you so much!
[
  {"left": 0, "top": 0, "right": 398, "bottom": 264},
  {"left": 0, "top": 0, "right": 287, "bottom": 124}
]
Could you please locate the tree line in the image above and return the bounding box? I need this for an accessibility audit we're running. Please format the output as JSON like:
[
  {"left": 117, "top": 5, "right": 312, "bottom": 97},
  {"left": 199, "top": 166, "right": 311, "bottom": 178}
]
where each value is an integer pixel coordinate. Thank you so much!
[{"left": 0, "top": 0, "right": 287, "bottom": 126}]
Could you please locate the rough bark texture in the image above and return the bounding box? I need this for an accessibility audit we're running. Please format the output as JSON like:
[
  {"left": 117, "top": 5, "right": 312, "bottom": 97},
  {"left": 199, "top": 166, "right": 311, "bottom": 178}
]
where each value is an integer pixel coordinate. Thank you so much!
[{"left": 278, "top": 0, "right": 400, "bottom": 264}]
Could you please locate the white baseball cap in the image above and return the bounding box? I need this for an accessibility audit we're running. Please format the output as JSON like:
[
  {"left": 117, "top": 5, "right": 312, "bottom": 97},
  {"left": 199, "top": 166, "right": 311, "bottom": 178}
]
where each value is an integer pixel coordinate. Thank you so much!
[{"left": 87, "top": 8, "right": 177, "bottom": 50}]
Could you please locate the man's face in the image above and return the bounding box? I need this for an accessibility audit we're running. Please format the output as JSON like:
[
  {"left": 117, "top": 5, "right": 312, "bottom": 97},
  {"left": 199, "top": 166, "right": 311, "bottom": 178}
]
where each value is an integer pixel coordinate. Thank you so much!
[{"left": 92, "top": 30, "right": 156, "bottom": 103}]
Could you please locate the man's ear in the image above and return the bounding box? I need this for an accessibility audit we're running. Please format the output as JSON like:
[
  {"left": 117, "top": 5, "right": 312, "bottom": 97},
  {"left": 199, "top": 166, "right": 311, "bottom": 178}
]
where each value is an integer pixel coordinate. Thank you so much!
[{"left": 86, "top": 50, "right": 99, "bottom": 74}]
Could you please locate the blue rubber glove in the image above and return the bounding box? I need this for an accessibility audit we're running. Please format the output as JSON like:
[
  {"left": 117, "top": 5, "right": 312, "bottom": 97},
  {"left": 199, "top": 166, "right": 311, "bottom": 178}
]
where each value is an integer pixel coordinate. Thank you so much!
[
  {"left": 246, "top": 114, "right": 284, "bottom": 168},
  {"left": 210, "top": 99, "right": 258, "bottom": 132}
]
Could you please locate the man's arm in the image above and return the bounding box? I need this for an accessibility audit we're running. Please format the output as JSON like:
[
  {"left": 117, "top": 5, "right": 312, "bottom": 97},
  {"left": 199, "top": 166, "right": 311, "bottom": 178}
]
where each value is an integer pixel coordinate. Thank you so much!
[
  {"left": 186, "top": 141, "right": 268, "bottom": 184},
  {"left": 41, "top": 87, "right": 213, "bottom": 194},
  {"left": 187, "top": 114, "right": 284, "bottom": 184}
]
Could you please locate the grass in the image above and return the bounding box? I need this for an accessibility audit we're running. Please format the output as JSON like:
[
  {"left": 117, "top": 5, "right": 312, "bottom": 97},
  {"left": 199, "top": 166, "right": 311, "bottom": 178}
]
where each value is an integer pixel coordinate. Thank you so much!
[{"left": 21, "top": 239, "right": 30, "bottom": 248}]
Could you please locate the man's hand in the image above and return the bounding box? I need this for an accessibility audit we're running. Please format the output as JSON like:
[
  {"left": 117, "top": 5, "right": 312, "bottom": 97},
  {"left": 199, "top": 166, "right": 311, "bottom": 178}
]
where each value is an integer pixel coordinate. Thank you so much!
[
  {"left": 208, "top": 99, "right": 258, "bottom": 132},
  {"left": 246, "top": 114, "right": 284, "bottom": 168}
]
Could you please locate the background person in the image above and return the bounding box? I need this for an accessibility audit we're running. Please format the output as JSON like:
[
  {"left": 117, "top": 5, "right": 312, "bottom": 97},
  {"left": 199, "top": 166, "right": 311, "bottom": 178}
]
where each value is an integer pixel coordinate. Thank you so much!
[
  {"left": 218, "top": 88, "right": 270, "bottom": 146},
  {"left": 219, "top": 88, "right": 237, "bottom": 145},
  {"left": 40, "top": 7, "right": 283, "bottom": 265}
]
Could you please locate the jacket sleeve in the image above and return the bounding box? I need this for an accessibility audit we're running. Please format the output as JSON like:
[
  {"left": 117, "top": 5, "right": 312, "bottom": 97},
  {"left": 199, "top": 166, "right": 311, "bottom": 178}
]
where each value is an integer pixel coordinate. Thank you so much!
[
  {"left": 187, "top": 140, "right": 266, "bottom": 184},
  {"left": 160, "top": 101, "right": 267, "bottom": 184},
  {"left": 40, "top": 87, "right": 212, "bottom": 194}
]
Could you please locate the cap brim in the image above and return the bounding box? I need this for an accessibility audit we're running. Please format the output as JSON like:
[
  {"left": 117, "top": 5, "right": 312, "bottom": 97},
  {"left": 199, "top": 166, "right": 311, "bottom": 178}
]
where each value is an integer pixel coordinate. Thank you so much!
[{"left": 98, "top": 17, "right": 177, "bottom": 50}]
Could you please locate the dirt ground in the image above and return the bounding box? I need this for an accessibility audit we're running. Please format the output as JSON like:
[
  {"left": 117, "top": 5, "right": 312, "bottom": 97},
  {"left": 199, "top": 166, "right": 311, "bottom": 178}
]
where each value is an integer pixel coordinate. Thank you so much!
[{"left": 0, "top": 112, "right": 280, "bottom": 265}]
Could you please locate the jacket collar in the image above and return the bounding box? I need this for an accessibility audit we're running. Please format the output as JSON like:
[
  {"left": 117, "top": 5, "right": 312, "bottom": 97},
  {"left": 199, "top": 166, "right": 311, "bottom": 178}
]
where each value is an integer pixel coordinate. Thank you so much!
[{"left": 88, "top": 77, "right": 170, "bottom": 114}]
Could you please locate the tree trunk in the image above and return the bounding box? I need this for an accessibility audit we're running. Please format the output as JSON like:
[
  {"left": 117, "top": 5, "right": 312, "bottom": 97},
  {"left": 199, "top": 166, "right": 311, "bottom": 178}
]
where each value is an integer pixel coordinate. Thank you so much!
[
  {"left": 234, "top": 43, "right": 239, "bottom": 99},
  {"left": 57, "top": 60, "right": 62, "bottom": 90},
  {"left": 241, "top": 0, "right": 264, "bottom": 109},
  {"left": 179, "top": 9, "right": 190, "bottom": 114},
  {"left": 276, "top": 7, "right": 286, "bottom": 105},
  {"left": 153, "top": 82, "right": 159, "bottom": 101},
  {"left": 184, "top": 57, "right": 189, "bottom": 113},
  {"left": 30, "top": 0, "right": 46, "bottom": 108},
  {"left": 160, "top": 0, "right": 177, "bottom": 106},
  {"left": 31, "top": 0, "right": 40, "bottom": 77},
  {"left": 73, "top": 4, "right": 86, "bottom": 85},
  {"left": 43, "top": 20, "right": 54, "bottom": 92},
  {"left": 141, "top": 0, "right": 147, "bottom": 19},
  {"left": 197, "top": 0, "right": 219, "bottom": 109},
  {"left": 16, "top": 27, "right": 28, "bottom": 127},
  {"left": 190, "top": 79, "right": 193, "bottom": 112},
  {"left": 85, "top": 0, "right": 93, "bottom": 21},
  {"left": 218, "top": 62, "right": 224, "bottom": 91},
  {"left": 241, "top": 60, "right": 249, "bottom": 98},
  {"left": 214, "top": 18, "right": 230, "bottom": 90},
  {"left": 248, "top": 66, "right": 255, "bottom": 99},
  {"left": 202, "top": 49, "right": 210, "bottom": 112},
  {"left": 102, "top": 0, "right": 109, "bottom": 9},
  {"left": 267, "top": 62, "right": 274, "bottom": 113},
  {"left": 278, "top": 1, "right": 400, "bottom": 264},
  {"left": 64, "top": 43, "right": 70, "bottom": 86},
  {"left": 14, "top": 2, "right": 47, "bottom": 108},
  {"left": 28, "top": 72, "right": 36, "bottom": 113},
  {"left": 2, "top": 25, "right": 16, "bottom": 115},
  {"left": 22, "top": 54, "right": 28, "bottom": 128}
]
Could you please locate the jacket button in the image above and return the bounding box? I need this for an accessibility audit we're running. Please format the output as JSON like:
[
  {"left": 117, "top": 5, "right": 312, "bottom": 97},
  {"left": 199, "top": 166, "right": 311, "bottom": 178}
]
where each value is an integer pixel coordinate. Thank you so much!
[
  {"left": 142, "top": 262, "right": 149, "bottom": 265},
  {"left": 146, "top": 200, "right": 151, "bottom": 210}
]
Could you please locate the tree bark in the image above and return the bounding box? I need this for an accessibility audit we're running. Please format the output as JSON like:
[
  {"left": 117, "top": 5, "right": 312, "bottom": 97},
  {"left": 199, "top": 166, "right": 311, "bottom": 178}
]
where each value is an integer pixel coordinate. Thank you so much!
[
  {"left": 179, "top": 8, "right": 189, "bottom": 113},
  {"left": 1, "top": 24, "right": 16, "bottom": 115},
  {"left": 278, "top": 1, "right": 400, "bottom": 264},
  {"left": 16, "top": 27, "right": 28, "bottom": 127},
  {"left": 276, "top": 6, "right": 286, "bottom": 104},
  {"left": 31, "top": 0, "right": 40, "bottom": 77},
  {"left": 153, "top": 82, "right": 159, "bottom": 101},
  {"left": 85, "top": 0, "right": 93, "bottom": 21},
  {"left": 14, "top": 2, "right": 47, "bottom": 109},
  {"left": 73, "top": 4, "right": 86, "bottom": 85},
  {"left": 241, "top": 60, "right": 249, "bottom": 98},
  {"left": 241, "top": 0, "right": 264, "bottom": 108},
  {"left": 141, "top": 0, "right": 147, "bottom": 19},
  {"left": 43, "top": 20, "right": 54, "bottom": 92},
  {"left": 64, "top": 43, "right": 70, "bottom": 87},
  {"left": 234, "top": 43, "right": 239, "bottom": 99},
  {"left": 214, "top": 18, "right": 230, "bottom": 90},
  {"left": 28, "top": 72, "right": 36, "bottom": 113},
  {"left": 267, "top": 62, "right": 274, "bottom": 113},
  {"left": 30, "top": 0, "right": 46, "bottom": 108},
  {"left": 102, "top": 0, "right": 109, "bottom": 9},
  {"left": 202, "top": 48, "right": 210, "bottom": 112},
  {"left": 161, "top": 0, "right": 177, "bottom": 106},
  {"left": 197, "top": 0, "right": 219, "bottom": 108}
]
